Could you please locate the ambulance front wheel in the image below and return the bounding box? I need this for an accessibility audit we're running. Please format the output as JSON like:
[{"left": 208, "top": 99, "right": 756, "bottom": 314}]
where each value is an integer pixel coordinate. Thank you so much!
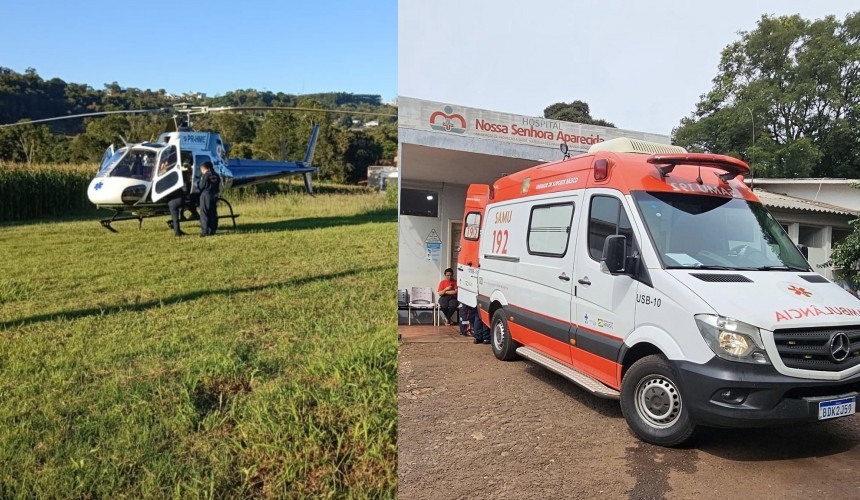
[
  {"left": 620, "top": 355, "right": 697, "bottom": 447},
  {"left": 491, "top": 309, "right": 519, "bottom": 361}
]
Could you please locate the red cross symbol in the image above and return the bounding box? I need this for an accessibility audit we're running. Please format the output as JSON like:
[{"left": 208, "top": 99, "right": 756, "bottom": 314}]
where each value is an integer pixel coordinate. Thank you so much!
[{"left": 788, "top": 285, "right": 812, "bottom": 297}]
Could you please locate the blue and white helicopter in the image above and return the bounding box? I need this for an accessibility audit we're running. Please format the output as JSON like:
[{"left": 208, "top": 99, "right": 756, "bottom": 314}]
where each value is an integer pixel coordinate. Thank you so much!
[
  {"left": 2, "top": 104, "right": 386, "bottom": 231},
  {"left": 0, "top": 104, "right": 397, "bottom": 232},
  {"left": 86, "top": 105, "right": 321, "bottom": 231}
]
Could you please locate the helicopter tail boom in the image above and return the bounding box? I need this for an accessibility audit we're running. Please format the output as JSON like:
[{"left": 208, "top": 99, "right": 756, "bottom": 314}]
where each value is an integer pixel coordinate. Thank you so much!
[{"left": 226, "top": 124, "right": 320, "bottom": 194}]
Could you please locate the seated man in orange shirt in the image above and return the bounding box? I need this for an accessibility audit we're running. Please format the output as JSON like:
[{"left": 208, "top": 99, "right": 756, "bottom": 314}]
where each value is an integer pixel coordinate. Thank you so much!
[{"left": 437, "top": 268, "right": 458, "bottom": 326}]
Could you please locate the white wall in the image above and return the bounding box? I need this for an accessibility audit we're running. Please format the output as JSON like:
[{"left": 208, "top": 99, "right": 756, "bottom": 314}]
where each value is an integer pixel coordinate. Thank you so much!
[
  {"left": 398, "top": 182, "right": 467, "bottom": 290},
  {"left": 768, "top": 209, "right": 854, "bottom": 279}
]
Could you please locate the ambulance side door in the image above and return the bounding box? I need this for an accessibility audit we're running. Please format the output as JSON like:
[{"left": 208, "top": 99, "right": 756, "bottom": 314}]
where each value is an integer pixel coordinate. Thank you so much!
[
  {"left": 572, "top": 189, "right": 639, "bottom": 388},
  {"left": 515, "top": 196, "right": 578, "bottom": 364}
]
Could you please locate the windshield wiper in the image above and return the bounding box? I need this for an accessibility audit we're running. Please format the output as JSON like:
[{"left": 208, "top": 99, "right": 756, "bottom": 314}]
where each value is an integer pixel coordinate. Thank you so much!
[{"left": 754, "top": 265, "right": 810, "bottom": 272}]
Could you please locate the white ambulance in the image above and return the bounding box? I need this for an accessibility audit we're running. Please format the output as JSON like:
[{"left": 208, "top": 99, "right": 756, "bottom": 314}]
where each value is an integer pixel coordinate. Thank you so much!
[{"left": 457, "top": 138, "right": 860, "bottom": 446}]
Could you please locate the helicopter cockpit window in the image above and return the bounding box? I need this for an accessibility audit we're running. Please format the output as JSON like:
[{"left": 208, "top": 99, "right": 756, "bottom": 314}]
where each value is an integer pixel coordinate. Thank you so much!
[
  {"left": 110, "top": 150, "right": 157, "bottom": 179},
  {"left": 98, "top": 149, "right": 125, "bottom": 177}
]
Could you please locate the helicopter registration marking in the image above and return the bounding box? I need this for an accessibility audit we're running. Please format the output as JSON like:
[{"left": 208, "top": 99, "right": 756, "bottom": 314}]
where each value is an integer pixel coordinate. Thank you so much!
[{"left": 179, "top": 133, "right": 210, "bottom": 147}]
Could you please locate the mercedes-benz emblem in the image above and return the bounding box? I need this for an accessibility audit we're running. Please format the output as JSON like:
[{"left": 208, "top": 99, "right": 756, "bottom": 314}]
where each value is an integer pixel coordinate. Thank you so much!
[{"left": 829, "top": 332, "right": 851, "bottom": 363}]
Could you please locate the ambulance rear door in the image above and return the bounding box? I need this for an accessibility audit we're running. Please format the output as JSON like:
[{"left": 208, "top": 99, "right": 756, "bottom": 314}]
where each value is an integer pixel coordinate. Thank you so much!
[{"left": 457, "top": 184, "right": 490, "bottom": 308}]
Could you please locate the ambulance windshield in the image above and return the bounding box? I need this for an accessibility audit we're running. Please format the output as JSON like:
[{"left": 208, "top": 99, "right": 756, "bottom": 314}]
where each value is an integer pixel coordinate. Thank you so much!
[{"left": 633, "top": 191, "right": 810, "bottom": 271}]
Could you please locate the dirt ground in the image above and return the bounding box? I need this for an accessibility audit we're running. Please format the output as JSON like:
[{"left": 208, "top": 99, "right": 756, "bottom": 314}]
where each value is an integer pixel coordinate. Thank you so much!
[{"left": 398, "top": 342, "right": 860, "bottom": 500}]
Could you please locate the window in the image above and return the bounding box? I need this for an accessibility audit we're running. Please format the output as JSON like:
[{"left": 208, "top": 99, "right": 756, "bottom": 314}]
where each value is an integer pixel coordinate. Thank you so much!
[
  {"left": 158, "top": 146, "right": 177, "bottom": 175},
  {"left": 588, "top": 196, "right": 633, "bottom": 261},
  {"left": 110, "top": 148, "right": 157, "bottom": 179},
  {"left": 798, "top": 225, "right": 823, "bottom": 248},
  {"left": 528, "top": 203, "right": 574, "bottom": 257},
  {"left": 833, "top": 228, "right": 852, "bottom": 246},
  {"left": 400, "top": 189, "right": 439, "bottom": 217},
  {"left": 464, "top": 212, "right": 482, "bottom": 241}
]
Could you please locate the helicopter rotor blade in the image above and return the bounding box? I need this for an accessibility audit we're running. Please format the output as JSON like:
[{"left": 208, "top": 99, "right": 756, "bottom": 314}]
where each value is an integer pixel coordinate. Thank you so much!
[
  {"left": 196, "top": 106, "right": 397, "bottom": 118},
  {"left": 0, "top": 108, "right": 171, "bottom": 128},
  {"left": 1, "top": 100, "right": 396, "bottom": 129}
]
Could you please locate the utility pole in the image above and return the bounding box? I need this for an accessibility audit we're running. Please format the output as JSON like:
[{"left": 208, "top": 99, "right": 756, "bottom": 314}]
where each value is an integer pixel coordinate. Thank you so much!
[{"left": 745, "top": 106, "right": 755, "bottom": 186}]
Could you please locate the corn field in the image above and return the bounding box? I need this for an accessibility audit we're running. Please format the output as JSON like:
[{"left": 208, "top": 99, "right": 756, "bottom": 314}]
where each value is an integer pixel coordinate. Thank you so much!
[
  {"left": 0, "top": 163, "right": 376, "bottom": 223},
  {"left": 0, "top": 163, "right": 94, "bottom": 222}
]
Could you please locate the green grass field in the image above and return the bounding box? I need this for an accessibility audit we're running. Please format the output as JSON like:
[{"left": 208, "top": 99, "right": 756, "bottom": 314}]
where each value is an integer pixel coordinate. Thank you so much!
[{"left": 0, "top": 191, "right": 397, "bottom": 497}]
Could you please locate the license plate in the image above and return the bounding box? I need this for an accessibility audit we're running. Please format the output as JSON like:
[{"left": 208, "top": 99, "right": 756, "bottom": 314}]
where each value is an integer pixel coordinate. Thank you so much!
[{"left": 818, "top": 397, "right": 856, "bottom": 420}]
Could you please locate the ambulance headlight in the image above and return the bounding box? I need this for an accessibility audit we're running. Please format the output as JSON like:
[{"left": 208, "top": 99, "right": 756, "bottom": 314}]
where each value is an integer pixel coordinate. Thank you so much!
[{"left": 695, "top": 314, "right": 770, "bottom": 364}]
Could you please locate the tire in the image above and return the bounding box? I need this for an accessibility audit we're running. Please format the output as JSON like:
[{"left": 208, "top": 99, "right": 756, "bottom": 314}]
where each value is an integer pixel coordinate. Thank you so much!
[
  {"left": 620, "top": 355, "right": 697, "bottom": 447},
  {"left": 491, "top": 308, "right": 518, "bottom": 361}
]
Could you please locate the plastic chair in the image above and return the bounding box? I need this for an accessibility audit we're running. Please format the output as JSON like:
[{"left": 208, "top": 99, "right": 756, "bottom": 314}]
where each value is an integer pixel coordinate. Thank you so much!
[
  {"left": 397, "top": 288, "right": 409, "bottom": 328},
  {"left": 408, "top": 286, "right": 439, "bottom": 326},
  {"left": 398, "top": 288, "right": 409, "bottom": 310}
]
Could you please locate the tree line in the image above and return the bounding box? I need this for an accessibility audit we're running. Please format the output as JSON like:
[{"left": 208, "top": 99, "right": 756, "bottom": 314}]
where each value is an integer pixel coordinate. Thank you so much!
[
  {"left": 672, "top": 12, "right": 860, "bottom": 179},
  {"left": 541, "top": 13, "right": 860, "bottom": 180},
  {"left": 541, "top": 13, "right": 860, "bottom": 280},
  {"left": 0, "top": 68, "right": 397, "bottom": 183}
]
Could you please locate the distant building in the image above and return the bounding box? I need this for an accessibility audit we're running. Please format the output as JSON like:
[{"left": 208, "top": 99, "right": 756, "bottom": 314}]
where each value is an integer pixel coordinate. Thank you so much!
[
  {"left": 745, "top": 179, "right": 859, "bottom": 280},
  {"left": 367, "top": 166, "right": 398, "bottom": 190},
  {"left": 364, "top": 120, "right": 380, "bottom": 128}
]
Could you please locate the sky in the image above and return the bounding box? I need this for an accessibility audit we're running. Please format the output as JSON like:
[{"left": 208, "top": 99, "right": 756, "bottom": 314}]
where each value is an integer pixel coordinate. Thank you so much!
[
  {"left": 399, "top": 0, "right": 858, "bottom": 136},
  {"left": 0, "top": 0, "right": 397, "bottom": 102}
]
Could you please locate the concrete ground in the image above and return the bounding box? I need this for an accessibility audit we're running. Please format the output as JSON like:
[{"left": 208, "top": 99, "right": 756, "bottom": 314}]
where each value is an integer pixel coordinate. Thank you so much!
[{"left": 398, "top": 339, "right": 860, "bottom": 500}]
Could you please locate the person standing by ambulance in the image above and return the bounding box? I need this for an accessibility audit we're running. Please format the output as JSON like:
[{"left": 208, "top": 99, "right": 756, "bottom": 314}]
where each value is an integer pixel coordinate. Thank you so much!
[{"left": 197, "top": 161, "right": 220, "bottom": 236}]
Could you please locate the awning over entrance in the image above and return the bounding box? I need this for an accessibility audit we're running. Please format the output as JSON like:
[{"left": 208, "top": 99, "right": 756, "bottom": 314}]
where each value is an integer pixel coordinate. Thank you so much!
[{"left": 400, "top": 143, "right": 542, "bottom": 188}]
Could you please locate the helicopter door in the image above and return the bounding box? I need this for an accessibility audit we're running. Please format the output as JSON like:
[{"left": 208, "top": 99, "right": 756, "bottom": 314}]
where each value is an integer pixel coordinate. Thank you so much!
[{"left": 151, "top": 145, "right": 184, "bottom": 202}]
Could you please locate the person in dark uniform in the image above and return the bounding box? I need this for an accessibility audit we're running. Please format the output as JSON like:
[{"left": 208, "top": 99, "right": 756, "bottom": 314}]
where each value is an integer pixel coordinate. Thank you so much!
[
  {"left": 197, "top": 161, "right": 220, "bottom": 236},
  {"left": 472, "top": 307, "right": 491, "bottom": 345},
  {"left": 167, "top": 188, "right": 187, "bottom": 237}
]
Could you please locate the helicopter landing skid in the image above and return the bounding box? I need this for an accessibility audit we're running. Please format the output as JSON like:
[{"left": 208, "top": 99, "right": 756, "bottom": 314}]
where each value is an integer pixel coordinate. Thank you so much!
[
  {"left": 164, "top": 197, "right": 239, "bottom": 230},
  {"left": 218, "top": 197, "right": 240, "bottom": 228},
  {"left": 100, "top": 212, "right": 146, "bottom": 232}
]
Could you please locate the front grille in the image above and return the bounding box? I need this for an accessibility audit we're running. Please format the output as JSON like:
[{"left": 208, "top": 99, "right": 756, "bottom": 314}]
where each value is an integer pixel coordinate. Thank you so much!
[
  {"left": 773, "top": 326, "right": 860, "bottom": 372},
  {"left": 784, "top": 382, "right": 860, "bottom": 399},
  {"left": 690, "top": 273, "right": 753, "bottom": 283}
]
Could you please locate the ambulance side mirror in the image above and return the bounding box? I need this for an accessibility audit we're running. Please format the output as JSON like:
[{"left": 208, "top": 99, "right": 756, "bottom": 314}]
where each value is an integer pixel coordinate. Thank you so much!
[
  {"left": 797, "top": 244, "right": 809, "bottom": 259},
  {"left": 602, "top": 235, "right": 627, "bottom": 274}
]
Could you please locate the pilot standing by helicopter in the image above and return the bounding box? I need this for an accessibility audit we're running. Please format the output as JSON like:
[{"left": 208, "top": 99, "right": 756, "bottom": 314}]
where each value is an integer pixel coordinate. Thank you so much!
[
  {"left": 167, "top": 188, "right": 187, "bottom": 237},
  {"left": 197, "top": 161, "right": 220, "bottom": 236}
]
